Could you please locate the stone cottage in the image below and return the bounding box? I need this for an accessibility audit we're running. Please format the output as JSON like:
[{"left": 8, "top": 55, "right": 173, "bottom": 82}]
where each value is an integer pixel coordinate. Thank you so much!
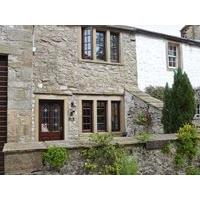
[{"left": 0, "top": 25, "right": 163, "bottom": 174}]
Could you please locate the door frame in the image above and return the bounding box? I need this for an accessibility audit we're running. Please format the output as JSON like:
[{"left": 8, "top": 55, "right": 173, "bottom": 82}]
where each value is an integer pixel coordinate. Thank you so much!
[{"left": 34, "top": 95, "right": 68, "bottom": 142}]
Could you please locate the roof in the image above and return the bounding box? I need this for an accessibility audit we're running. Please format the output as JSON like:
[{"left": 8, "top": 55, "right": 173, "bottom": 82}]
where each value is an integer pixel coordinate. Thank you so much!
[{"left": 107, "top": 25, "right": 200, "bottom": 47}]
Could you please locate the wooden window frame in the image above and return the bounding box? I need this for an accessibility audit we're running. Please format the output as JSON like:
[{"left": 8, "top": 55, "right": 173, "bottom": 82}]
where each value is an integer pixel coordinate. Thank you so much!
[
  {"left": 111, "top": 101, "right": 121, "bottom": 132},
  {"left": 82, "top": 100, "right": 93, "bottom": 132},
  {"left": 97, "top": 101, "right": 107, "bottom": 132}
]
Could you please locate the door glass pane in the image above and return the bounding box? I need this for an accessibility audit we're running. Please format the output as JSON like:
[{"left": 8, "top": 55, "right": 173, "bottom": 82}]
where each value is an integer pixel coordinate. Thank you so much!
[
  {"left": 40, "top": 101, "right": 62, "bottom": 133},
  {"left": 41, "top": 103, "right": 50, "bottom": 132}
]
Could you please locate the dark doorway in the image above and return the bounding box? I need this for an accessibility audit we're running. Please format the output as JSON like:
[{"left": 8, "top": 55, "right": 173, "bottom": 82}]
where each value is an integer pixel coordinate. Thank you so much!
[{"left": 0, "top": 55, "right": 8, "bottom": 175}]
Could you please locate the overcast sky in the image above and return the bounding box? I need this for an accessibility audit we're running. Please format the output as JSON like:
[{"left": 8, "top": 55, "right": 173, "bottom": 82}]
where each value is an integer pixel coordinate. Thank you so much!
[{"left": 135, "top": 25, "right": 184, "bottom": 36}]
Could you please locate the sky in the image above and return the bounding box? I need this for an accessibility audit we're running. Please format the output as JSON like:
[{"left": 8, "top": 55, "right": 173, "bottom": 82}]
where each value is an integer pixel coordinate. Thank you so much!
[{"left": 135, "top": 25, "right": 184, "bottom": 37}]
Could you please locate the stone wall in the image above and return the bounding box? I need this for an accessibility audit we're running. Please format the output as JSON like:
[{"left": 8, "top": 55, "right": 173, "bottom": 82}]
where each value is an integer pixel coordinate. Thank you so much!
[
  {"left": 125, "top": 89, "right": 163, "bottom": 135},
  {"left": 0, "top": 25, "right": 33, "bottom": 143},
  {"left": 33, "top": 26, "right": 137, "bottom": 95},
  {"left": 181, "top": 25, "right": 200, "bottom": 41},
  {"left": 3, "top": 144, "right": 178, "bottom": 175},
  {"left": 32, "top": 25, "right": 138, "bottom": 140}
]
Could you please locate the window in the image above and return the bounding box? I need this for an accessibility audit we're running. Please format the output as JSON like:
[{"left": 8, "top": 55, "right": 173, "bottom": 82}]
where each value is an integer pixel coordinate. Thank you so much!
[
  {"left": 168, "top": 43, "right": 179, "bottom": 68},
  {"left": 97, "top": 101, "right": 107, "bottom": 131},
  {"left": 81, "top": 27, "right": 121, "bottom": 63},
  {"left": 82, "top": 27, "right": 93, "bottom": 59},
  {"left": 82, "top": 100, "right": 93, "bottom": 132},
  {"left": 196, "top": 104, "right": 200, "bottom": 118},
  {"left": 39, "top": 100, "right": 64, "bottom": 141},
  {"left": 110, "top": 32, "right": 119, "bottom": 63},
  {"left": 111, "top": 101, "right": 120, "bottom": 131},
  {"left": 96, "top": 31, "right": 106, "bottom": 60}
]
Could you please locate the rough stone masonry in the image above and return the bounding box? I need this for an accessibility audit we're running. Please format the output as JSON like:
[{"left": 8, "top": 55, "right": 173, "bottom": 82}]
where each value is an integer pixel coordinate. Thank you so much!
[{"left": 0, "top": 25, "right": 163, "bottom": 174}]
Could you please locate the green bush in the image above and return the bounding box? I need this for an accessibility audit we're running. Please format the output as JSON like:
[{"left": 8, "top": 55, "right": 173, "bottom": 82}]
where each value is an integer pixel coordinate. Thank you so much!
[
  {"left": 162, "top": 68, "right": 195, "bottom": 134},
  {"left": 174, "top": 124, "right": 199, "bottom": 169},
  {"left": 145, "top": 86, "right": 165, "bottom": 101},
  {"left": 43, "top": 146, "right": 69, "bottom": 170},
  {"left": 119, "top": 156, "right": 138, "bottom": 175},
  {"left": 185, "top": 167, "right": 200, "bottom": 175},
  {"left": 161, "top": 83, "right": 173, "bottom": 134},
  {"left": 161, "top": 142, "right": 174, "bottom": 155},
  {"left": 82, "top": 133, "right": 137, "bottom": 175}
]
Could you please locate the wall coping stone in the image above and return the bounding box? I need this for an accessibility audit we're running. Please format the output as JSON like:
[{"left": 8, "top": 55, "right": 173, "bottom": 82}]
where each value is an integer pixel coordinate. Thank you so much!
[
  {"left": 125, "top": 87, "right": 164, "bottom": 110},
  {"left": 3, "top": 134, "right": 177, "bottom": 153}
]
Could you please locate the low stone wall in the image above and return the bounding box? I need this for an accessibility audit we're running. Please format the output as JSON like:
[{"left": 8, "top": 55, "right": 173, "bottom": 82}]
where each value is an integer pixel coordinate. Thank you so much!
[
  {"left": 29, "top": 145, "right": 176, "bottom": 175},
  {"left": 4, "top": 135, "right": 180, "bottom": 175}
]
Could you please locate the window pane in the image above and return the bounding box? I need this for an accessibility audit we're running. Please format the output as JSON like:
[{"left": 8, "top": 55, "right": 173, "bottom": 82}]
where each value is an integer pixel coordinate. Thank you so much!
[
  {"left": 97, "top": 101, "right": 107, "bottom": 131},
  {"left": 110, "top": 32, "right": 119, "bottom": 63},
  {"left": 111, "top": 101, "right": 120, "bottom": 131},
  {"left": 82, "top": 27, "right": 93, "bottom": 59},
  {"left": 168, "top": 43, "right": 178, "bottom": 68},
  {"left": 196, "top": 104, "right": 200, "bottom": 115},
  {"left": 96, "top": 31, "right": 106, "bottom": 60},
  {"left": 82, "top": 100, "right": 93, "bottom": 132}
]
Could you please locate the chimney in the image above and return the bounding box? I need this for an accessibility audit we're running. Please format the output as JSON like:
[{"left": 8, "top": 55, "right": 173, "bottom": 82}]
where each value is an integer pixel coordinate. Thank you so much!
[{"left": 181, "top": 25, "right": 200, "bottom": 41}]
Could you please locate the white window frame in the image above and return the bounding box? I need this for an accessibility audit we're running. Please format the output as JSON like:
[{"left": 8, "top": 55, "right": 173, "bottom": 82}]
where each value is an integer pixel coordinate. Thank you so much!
[{"left": 167, "top": 42, "right": 181, "bottom": 70}]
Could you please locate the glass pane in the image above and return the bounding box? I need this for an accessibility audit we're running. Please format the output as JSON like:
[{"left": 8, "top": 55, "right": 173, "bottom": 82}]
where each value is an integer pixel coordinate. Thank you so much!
[
  {"left": 111, "top": 101, "right": 120, "bottom": 131},
  {"left": 41, "top": 104, "right": 50, "bottom": 132},
  {"left": 82, "top": 100, "right": 93, "bottom": 132},
  {"left": 97, "top": 101, "right": 107, "bottom": 131},
  {"left": 82, "top": 27, "right": 92, "bottom": 59},
  {"left": 96, "top": 31, "right": 105, "bottom": 60},
  {"left": 110, "top": 32, "right": 119, "bottom": 62}
]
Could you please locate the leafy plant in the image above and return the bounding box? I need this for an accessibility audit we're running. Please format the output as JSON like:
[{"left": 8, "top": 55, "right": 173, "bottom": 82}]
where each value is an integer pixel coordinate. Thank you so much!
[
  {"left": 174, "top": 124, "right": 199, "bottom": 169},
  {"left": 161, "top": 142, "right": 174, "bottom": 155},
  {"left": 185, "top": 167, "right": 200, "bottom": 175},
  {"left": 119, "top": 156, "right": 138, "bottom": 175},
  {"left": 43, "top": 146, "right": 69, "bottom": 170},
  {"left": 136, "top": 132, "right": 151, "bottom": 142},
  {"left": 135, "top": 111, "right": 151, "bottom": 127},
  {"left": 145, "top": 86, "right": 165, "bottom": 101},
  {"left": 82, "top": 133, "right": 137, "bottom": 175}
]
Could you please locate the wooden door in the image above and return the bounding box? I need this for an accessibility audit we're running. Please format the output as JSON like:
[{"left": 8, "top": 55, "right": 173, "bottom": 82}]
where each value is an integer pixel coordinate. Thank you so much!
[
  {"left": 0, "top": 55, "right": 8, "bottom": 175},
  {"left": 39, "top": 100, "right": 64, "bottom": 141}
]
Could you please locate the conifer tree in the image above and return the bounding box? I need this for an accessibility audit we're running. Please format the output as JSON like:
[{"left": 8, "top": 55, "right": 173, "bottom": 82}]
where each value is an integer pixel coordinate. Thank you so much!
[
  {"left": 171, "top": 68, "right": 195, "bottom": 133},
  {"left": 161, "top": 83, "right": 172, "bottom": 133},
  {"left": 162, "top": 68, "right": 195, "bottom": 133}
]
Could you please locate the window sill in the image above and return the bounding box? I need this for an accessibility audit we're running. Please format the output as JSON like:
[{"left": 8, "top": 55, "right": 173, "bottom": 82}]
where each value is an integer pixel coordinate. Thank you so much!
[
  {"left": 167, "top": 66, "right": 178, "bottom": 71},
  {"left": 79, "top": 58, "right": 124, "bottom": 66},
  {"left": 80, "top": 131, "right": 123, "bottom": 137}
]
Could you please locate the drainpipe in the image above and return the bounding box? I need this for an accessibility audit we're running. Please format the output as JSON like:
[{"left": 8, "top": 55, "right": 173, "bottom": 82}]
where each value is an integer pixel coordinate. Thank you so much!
[{"left": 32, "top": 25, "right": 36, "bottom": 55}]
